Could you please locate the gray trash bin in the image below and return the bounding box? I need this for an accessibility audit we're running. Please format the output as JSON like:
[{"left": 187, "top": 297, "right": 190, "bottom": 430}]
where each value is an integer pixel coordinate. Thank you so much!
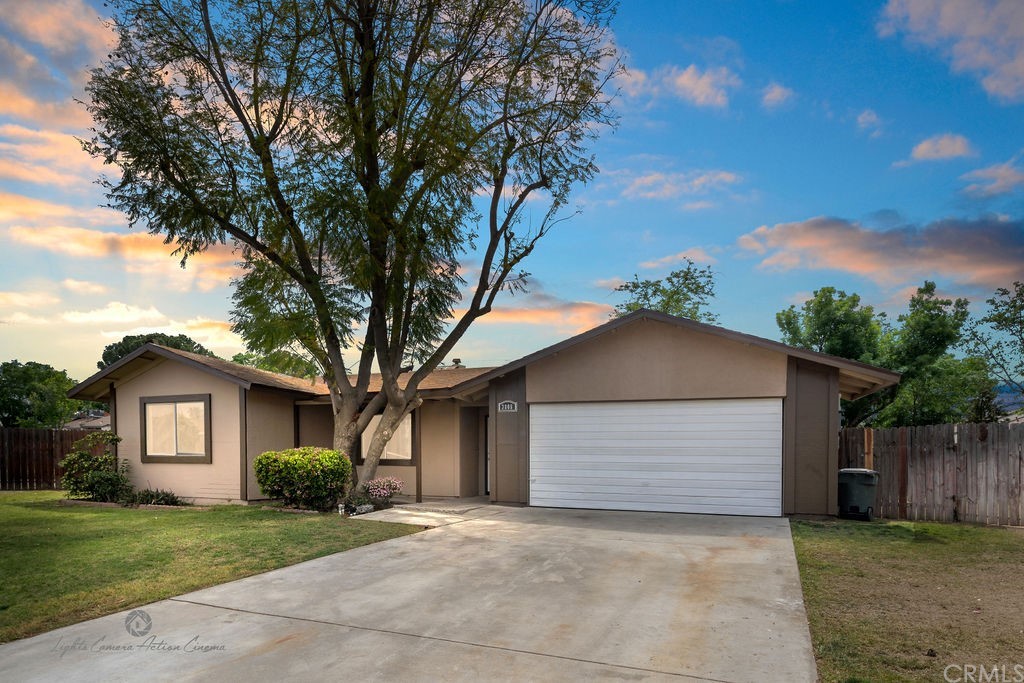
[{"left": 838, "top": 468, "right": 878, "bottom": 521}]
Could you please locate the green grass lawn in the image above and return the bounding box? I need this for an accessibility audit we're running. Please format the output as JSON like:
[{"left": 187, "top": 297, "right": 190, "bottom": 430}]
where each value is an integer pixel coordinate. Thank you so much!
[
  {"left": 0, "top": 490, "right": 420, "bottom": 643},
  {"left": 792, "top": 518, "right": 1024, "bottom": 682}
]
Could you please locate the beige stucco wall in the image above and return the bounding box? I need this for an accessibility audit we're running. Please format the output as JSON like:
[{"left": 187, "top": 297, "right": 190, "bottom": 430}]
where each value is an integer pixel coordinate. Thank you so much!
[
  {"left": 526, "top": 318, "right": 788, "bottom": 403},
  {"left": 245, "top": 389, "right": 297, "bottom": 499},
  {"left": 115, "top": 358, "right": 241, "bottom": 502},
  {"left": 420, "top": 400, "right": 460, "bottom": 497}
]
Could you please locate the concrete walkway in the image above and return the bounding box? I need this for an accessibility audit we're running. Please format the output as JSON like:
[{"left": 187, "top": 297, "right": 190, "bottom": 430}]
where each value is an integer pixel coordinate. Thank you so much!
[{"left": 0, "top": 505, "right": 817, "bottom": 682}]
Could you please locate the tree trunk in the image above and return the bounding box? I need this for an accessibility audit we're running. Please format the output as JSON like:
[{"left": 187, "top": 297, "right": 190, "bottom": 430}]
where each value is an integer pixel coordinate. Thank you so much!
[
  {"left": 358, "top": 403, "right": 407, "bottom": 487},
  {"left": 332, "top": 402, "right": 361, "bottom": 491}
]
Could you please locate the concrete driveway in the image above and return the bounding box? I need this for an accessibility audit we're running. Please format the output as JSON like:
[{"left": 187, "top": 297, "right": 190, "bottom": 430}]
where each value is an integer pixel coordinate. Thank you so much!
[{"left": 0, "top": 505, "right": 816, "bottom": 682}]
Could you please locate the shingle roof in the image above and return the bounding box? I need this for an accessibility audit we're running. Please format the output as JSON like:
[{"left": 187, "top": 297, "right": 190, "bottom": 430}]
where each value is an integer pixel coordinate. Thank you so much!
[{"left": 68, "top": 342, "right": 494, "bottom": 401}]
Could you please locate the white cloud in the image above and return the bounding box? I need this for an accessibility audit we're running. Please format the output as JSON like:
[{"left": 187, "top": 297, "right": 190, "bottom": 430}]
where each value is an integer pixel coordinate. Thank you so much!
[
  {"left": 961, "top": 157, "right": 1024, "bottom": 196},
  {"left": 761, "top": 82, "right": 794, "bottom": 109},
  {"left": 60, "top": 278, "right": 109, "bottom": 295},
  {"left": 62, "top": 301, "right": 167, "bottom": 325},
  {"left": 0, "top": 290, "right": 59, "bottom": 308},
  {"left": 640, "top": 248, "right": 718, "bottom": 269},
  {"left": 594, "top": 277, "right": 626, "bottom": 290},
  {"left": 857, "top": 109, "right": 883, "bottom": 137},
  {"left": 895, "top": 133, "right": 976, "bottom": 166},
  {"left": 879, "top": 0, "right": 1024, "bottom": 102},
  {"left": 621, "top": 170, "right": 741, "bottom": 200},
  {"left": 624, "top": 64, "right": 742, "bottom": 108},
  {"left": 661, "top": 64, "right": 741, "bottom": 107}
]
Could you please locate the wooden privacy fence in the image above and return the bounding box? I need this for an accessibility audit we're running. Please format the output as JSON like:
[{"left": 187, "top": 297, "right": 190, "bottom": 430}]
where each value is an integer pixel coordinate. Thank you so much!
[
  {"left": 0, "top": 428, "right": 96, "bottom": 490},
  {"left": 840, "top": 422, "right": 1024, "bottom": 526}
]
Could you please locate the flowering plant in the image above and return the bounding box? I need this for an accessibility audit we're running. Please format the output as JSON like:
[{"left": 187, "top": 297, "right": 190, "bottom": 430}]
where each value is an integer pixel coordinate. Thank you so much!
[{"left": 362, "top": 477, "right": 404, "bottom": 505}]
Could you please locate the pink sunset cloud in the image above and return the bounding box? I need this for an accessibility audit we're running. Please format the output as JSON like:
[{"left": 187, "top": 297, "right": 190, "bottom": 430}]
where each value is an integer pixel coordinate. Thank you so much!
[{"left": 737, "top": 215, "right": 1024, "bottom": 291}]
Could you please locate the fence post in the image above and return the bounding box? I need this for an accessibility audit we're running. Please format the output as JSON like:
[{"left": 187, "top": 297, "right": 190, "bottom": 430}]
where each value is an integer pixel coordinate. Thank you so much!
[
  {"left": 898, "top": 426, "right": 908, "bottom": 520},
  {"left": 864, "top": 428, "right": 874, "bottom": 471}
]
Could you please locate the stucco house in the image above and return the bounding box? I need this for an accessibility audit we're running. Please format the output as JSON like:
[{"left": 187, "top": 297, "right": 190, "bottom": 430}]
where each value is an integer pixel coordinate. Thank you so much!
[{"left": 68, "top": 310, "right": 899, "bottom": 516}]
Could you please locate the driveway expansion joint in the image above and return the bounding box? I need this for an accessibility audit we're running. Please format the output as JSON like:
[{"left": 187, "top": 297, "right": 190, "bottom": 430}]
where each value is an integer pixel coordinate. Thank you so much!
[{"left": 167, "top": 597, "right": 734, "bottom": 682}]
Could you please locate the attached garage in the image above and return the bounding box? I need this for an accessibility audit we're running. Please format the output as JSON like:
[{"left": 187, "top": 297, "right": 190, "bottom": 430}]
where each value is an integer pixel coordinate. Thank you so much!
[
  {"left": 529, "top": 399, "right": 782, "bottom": 516},
  {"left": 450, "top": 310, "right": 900, "bottom": 517}
]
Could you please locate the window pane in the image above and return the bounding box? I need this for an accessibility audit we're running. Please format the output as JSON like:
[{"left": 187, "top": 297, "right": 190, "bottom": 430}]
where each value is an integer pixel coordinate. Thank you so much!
[
  {"left": 146, "top": 403, "right": 176, "bottom": 456},
  {"left": 360, "top": 414, "right": 412, "bottom": 461},
  {"left": 175, "top": 401, "right": 206, "bottom": 455}
]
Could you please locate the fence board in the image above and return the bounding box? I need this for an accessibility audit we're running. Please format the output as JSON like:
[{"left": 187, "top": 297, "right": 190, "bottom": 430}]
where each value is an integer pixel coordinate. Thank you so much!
[
  {"left": 0, "top": 428, "right": 98, "bottom": 490},
  {"left": 839, "top": 422, "right": 1024, "bottom": 526}
]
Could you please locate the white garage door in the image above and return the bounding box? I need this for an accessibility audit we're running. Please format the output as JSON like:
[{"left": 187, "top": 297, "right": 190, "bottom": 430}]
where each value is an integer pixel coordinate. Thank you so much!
[{"left": 529, "top": 399, "right": 782, "bottom": 516}]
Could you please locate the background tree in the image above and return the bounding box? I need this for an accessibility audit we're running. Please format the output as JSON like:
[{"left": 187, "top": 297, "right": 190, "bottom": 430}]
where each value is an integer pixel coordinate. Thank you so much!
[
  {"left": 776, "top": 287, "right": 884, "bottom": 364},
  {"left": 98, "top": 333, "right": 217, "bottom": 369},
  {"left": 612, "top": 258, "right": 718, "bottom": 322},
  {"left": 777, "top": 282, "right": 992, "bottom": 426},
  {"left": 0, "top": 361, "right": 79, "bottom": 428},
  {"left": 84, "top": 0, "right": 619, "bottom": 487},
  {"left": 963, "top": 281, "right": 1024, "bottom": 400}
]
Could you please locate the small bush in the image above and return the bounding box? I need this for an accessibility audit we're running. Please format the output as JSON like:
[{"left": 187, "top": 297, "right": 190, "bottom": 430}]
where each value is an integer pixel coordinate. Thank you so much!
[
  {"left": 122, "top": 488, "right": 186, "bottom": 506},
  {"left": 60, "top": 432, "right": 126, "bottom": 500},
  {"left": 342, "top": 489, "right": 372, "bottom": 514},
  {"left": 254, "top": 447, "right": 352, "bottom": 511},
  {"left": 363, "top": 476, "right": 404, "bottom": 508},
  {"left": 84, "top": 466, "right": 131, "bottom": 503}
]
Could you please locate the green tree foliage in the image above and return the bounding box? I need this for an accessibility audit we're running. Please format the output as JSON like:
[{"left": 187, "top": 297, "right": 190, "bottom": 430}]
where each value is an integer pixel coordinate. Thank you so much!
[
  {"left": 231, "top": 351, "right": 319, "bottom": 379},
  {"left": 612, "top": 259, "right": 718, "bottom": 323},
  {"left": 873, "top": 355, "right": 1003, "bottom": 427},
  {"left": 776, "top": 287, "right": 884, "bottom": 364},
  {"left": 98, "top": 333, "right": 217, "bottom": 369},
  {"left": 84, "top": 0, "right": 619, "bottom": 486},
  {"left": 963, "top": 281, "right": 1024, "bottom": 397},
  {"left": 59, "top": 432, "right": 127, "bottom": 501},
  {"left": 778, "top": 282, "right": 997, "bottom": 427},
  {"left": 0, "top": 361, "right": 79, "bottom": 428}
]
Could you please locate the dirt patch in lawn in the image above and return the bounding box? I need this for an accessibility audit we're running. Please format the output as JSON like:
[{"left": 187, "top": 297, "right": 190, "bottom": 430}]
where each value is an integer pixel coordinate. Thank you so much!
[{"left": 792, "top": 519, "right": 1024, "bottom": 682}]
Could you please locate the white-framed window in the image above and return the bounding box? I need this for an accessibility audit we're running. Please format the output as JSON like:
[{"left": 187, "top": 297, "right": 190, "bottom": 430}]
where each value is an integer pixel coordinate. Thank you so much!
[
  {"left": 140, "top": 394, "right": 211, "bottom": 463},
  {"left": 360, "top": 413, "right": 413, "bottom": 463}
]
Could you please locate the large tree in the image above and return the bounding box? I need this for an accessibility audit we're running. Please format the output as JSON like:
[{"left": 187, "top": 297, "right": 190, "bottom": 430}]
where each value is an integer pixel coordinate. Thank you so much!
[
  {"left": 777, "top": 282, "right": 984, "bottom": 426},
  {"left": 0, "top": 361, "right": 79, "bottom": 428},
  {"left": 612, "top": 258, "right": 718, "bottom": 322},
  {"left": 98, "top": 333, "right": 217, "bottom": 369},
  {"left": 84, "top": 0, "right": 619, "bottom": 486},
  {"left": 963, "top": 281, "right": 1024, "bottom": 398}
]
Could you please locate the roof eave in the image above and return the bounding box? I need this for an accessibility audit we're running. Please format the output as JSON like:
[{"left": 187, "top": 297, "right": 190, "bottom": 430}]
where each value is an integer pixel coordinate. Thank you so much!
[{"left": 68, "top": 344, "right": 253, "bottom": 401}]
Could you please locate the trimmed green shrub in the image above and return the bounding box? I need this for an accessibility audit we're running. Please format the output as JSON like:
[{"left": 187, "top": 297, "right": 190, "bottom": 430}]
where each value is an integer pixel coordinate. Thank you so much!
[
  {"left": 122, "top": 488, "right": 186, "bottom": 506},
  {"left": 254, "top": 447, "right": 352, "bottom": 511},
  {"left": 60, "top": 431, "right": 126, "bottom": 500},
  {"left": 83, "top": 466, "right": 131, "bottom": 503}
]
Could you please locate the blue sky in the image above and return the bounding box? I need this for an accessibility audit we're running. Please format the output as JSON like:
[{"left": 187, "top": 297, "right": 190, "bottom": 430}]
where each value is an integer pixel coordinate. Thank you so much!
[{"left": 1, "top": 0, "right": 1022, "bottom": 381}]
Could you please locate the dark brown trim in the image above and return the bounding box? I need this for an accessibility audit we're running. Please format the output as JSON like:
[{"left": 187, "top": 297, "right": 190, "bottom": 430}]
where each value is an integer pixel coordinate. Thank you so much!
[
  {"left": 140, "top": 394, "right": 213, "bottom": 464},
  {"left": 414, "top": 409, "right": 422, "bottom": 503},
  {"left": 293, "top": 404, "right": 300, "bottom": 448},
  {"left": 239, "top": 387, "right": 248, "bottom": 501},
  {"left": 109, "top": 382, "right": 118, "bottom": 459}
]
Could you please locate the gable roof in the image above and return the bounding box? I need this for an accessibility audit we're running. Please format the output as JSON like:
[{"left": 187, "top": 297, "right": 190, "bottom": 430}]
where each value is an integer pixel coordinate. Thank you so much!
[
  {"left": 68, "top": 343, "right": 495, "bottom": 402},
  {"left": 445, "top": 309, "right": 901, "bottom": 401},
  {"left": 68, "top": 344, "right": 327, "bottom": 401}
]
